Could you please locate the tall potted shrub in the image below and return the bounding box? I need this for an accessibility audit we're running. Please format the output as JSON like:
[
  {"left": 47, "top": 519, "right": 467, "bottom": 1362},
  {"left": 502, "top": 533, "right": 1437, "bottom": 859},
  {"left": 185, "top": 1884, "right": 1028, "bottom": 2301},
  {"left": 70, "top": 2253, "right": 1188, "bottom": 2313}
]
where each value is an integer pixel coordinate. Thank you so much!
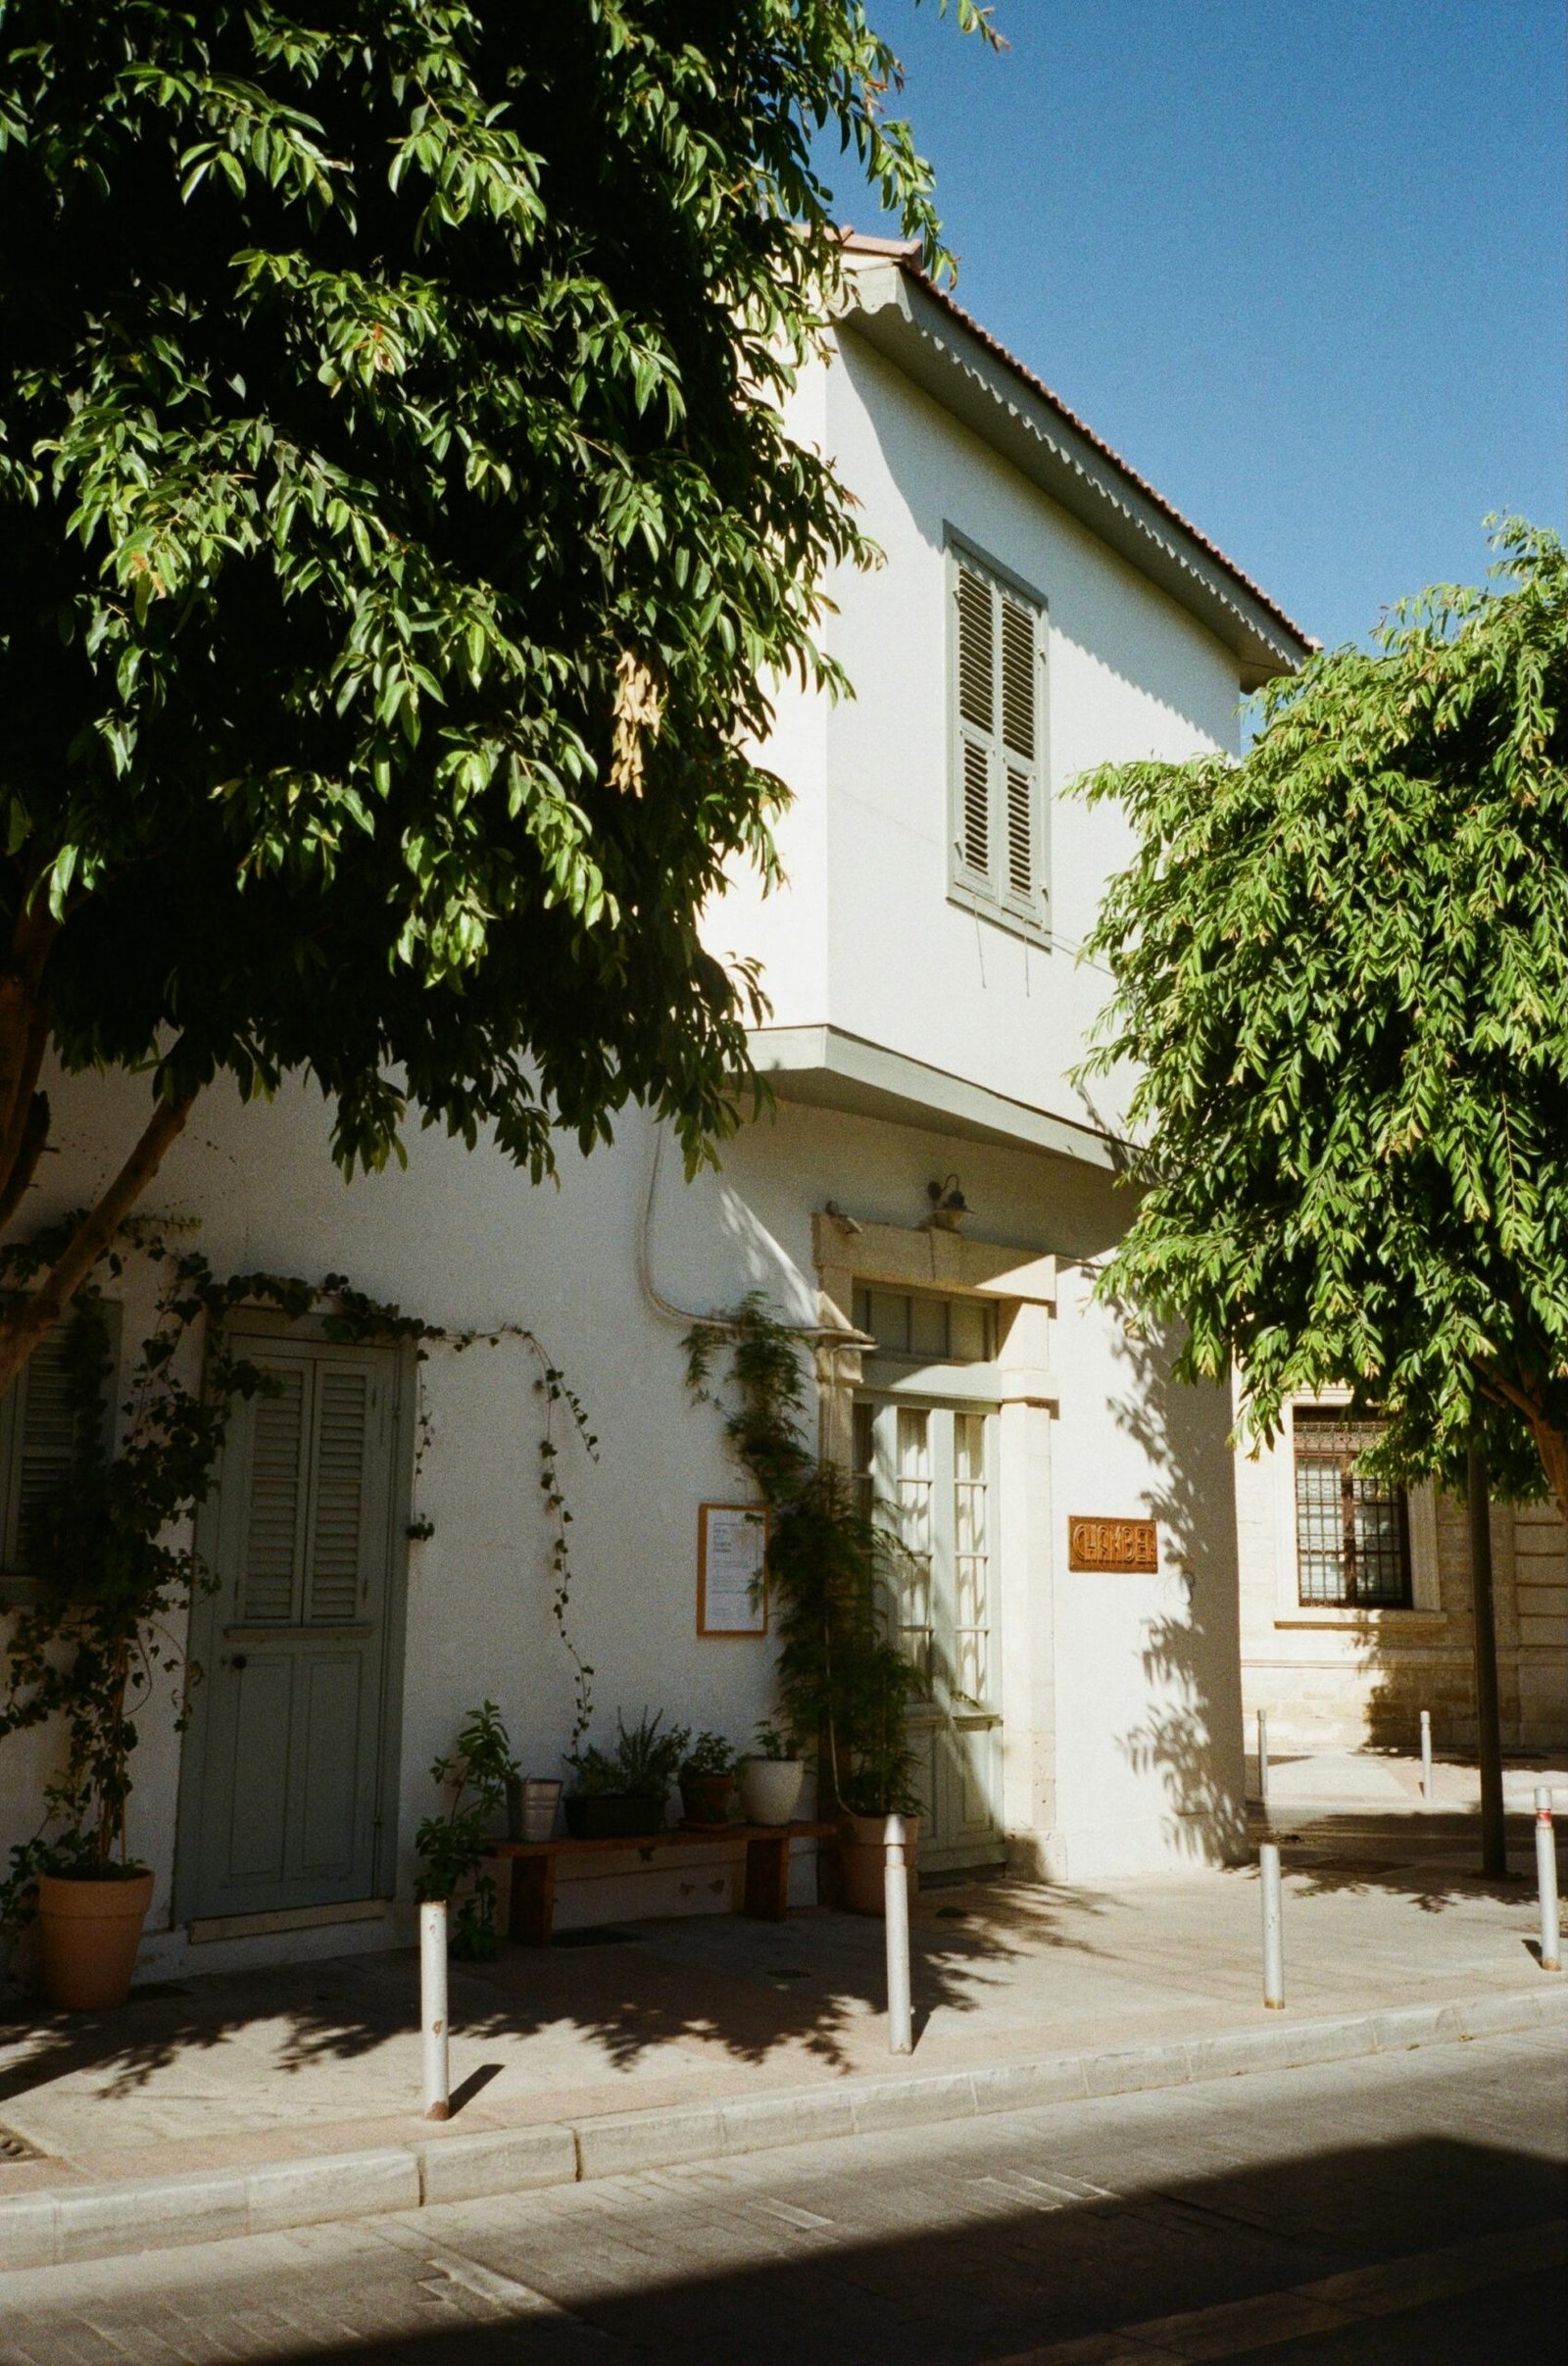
[{"left": 685, "top": 1298, "right": 924, "bottom": 1907}]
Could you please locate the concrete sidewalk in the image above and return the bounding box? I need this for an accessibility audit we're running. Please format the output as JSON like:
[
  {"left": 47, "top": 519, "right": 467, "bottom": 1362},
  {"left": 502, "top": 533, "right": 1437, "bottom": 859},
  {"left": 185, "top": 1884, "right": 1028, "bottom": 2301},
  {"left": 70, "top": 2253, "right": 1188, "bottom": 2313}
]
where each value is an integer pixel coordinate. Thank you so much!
[{"left": 1, "top": 1760, "right": 1564, "bottom": 2269}]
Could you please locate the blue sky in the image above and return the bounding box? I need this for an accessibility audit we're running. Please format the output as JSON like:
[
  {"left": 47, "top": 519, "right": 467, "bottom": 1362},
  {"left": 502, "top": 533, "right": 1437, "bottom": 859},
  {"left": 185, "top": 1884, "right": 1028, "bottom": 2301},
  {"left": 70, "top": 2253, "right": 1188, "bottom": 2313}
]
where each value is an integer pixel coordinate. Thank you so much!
[{"left": 829, "top": 0, "right": 1565, "bottom": 651}]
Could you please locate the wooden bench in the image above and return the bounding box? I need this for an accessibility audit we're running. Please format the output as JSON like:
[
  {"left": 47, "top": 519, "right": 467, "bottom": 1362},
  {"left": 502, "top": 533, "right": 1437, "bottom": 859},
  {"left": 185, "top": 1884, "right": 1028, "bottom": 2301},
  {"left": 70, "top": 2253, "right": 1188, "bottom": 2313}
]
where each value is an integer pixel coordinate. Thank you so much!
[{"left": 489, "top": 1820, "right": 837, "bottom": 1947}]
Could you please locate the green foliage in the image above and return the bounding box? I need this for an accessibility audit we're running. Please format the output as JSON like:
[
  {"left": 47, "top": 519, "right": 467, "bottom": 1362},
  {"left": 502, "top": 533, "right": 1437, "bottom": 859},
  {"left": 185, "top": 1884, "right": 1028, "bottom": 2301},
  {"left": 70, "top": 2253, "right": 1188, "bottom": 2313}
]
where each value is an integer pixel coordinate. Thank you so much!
[
  {"left": 748, "top": 1720, "right": 800, "bottom": 1764},
  {"left": 414, "top": 1700, "right": 517, "bottom": 1960},
  {"left": 686, "top": 1295, "right": 917, "bottom": 1813},
  {"left": 0, "top": 1232, "right": 333, "bottom": 1890},
  {"left": 567, "top": 1707, "right": 690, "bottom": 1799},
  {"left": 0, "top": 0, "right": 989, "bottom": 1226},
  {"left": 1074, "top": 520, "right": 1568, "bottom": 1511},
  {"left": 0, "top": 1215, "right": 596, "bottom": 1920},
  {"left": 681, "top": 1729, "right": 738, "bottom": 1776}
]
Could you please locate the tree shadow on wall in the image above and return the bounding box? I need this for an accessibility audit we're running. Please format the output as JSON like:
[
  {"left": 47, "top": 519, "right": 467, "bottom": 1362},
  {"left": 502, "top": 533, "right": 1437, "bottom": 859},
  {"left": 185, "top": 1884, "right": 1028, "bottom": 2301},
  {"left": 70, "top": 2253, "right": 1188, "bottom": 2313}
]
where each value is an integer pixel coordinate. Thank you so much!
[{"left": 1104, "top": 1310, "right": 1250, "bottom": 1866}]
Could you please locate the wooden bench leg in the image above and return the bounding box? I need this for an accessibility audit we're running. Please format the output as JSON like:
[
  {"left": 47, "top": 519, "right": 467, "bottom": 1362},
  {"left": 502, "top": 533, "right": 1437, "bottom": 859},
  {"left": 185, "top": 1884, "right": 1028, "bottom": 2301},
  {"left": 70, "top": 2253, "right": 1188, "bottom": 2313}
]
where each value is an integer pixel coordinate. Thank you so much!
[
  {"left": 743, "top": 1835, "right": 790, "bottom": 1921},
  {"left": 508, "top": 1855, "right": 557, "bottom": 1947}
]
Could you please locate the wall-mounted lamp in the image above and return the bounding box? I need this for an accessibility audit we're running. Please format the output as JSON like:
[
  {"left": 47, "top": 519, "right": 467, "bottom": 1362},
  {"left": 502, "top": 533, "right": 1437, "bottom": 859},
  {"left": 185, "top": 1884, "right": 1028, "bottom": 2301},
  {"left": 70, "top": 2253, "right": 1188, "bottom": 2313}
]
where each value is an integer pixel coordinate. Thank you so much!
[{"left": 926, "top": 1174, "right": 969, "bottom": 1232}]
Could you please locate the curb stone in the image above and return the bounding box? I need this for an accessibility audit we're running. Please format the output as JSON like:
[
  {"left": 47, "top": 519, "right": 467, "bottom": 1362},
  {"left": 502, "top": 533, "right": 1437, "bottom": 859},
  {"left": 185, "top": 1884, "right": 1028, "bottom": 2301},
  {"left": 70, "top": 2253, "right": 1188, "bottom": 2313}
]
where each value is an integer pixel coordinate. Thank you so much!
[{"left": 2, "top": 1982, "right": 1564, "bottom": 2275}]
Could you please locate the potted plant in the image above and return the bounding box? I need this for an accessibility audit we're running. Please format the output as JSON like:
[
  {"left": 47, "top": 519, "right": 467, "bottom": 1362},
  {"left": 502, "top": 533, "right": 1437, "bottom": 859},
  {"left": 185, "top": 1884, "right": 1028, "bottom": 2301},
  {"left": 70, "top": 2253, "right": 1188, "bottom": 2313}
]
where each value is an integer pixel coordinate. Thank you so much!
[
  {"left": 564, "top": 1709, "right": 690, "bottom": 1841},
  {"left": 739, "top": 1720, "right": 806, "bottom": 1827},
  {"left": 836, "top": 1636, "right": 922, "bottom": 1913},
  {"left": 506, "top": 1774, "right": 564, "bottom": 1843},
  {"left": 414, "top": 1701, "right": 518, "bottom": 1960},
  {"left": 678, "top": 1732, "right": 739, "bottom": 1827}
]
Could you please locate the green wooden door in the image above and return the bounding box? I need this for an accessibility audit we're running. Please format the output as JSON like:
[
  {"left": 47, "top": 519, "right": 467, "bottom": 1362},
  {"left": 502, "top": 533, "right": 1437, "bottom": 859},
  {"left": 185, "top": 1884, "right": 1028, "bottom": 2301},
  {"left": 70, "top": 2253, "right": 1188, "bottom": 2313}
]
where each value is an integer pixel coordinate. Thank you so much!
[{"left": 182, "top": 1334, "right": 404, "bottom": 1921}]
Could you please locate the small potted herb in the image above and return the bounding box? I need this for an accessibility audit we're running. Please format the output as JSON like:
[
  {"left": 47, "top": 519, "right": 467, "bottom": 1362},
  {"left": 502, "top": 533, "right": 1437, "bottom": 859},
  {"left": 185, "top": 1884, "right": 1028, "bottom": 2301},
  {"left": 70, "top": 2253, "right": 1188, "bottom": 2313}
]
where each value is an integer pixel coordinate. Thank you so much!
[
  {"left": 414, "top": 1701, "right": 518, "bottom": 1960},
  {"left": 564, "top": 1709, "right": 690, "bottom": 1841},
  {"left": 836, "top": 1646, "right": 922, "bottom": 1913},
  {"left": 739, "top": 1720, "right": 805, "bottom": 1827},
  {"left": 678, "top": 1732, "right": 739, "bottom": 1828}
]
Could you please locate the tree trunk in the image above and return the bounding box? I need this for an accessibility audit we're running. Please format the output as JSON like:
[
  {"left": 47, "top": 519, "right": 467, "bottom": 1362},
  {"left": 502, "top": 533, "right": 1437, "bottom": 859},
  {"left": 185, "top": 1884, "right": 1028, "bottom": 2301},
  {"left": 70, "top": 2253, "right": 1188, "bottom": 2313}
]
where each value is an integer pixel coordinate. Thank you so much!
[
  {"left": 1466, "top": 1445, "right": 1507, "bottom": 1880},
  {"left": 1527, "top": 1414, "right": 1568, "bottom": 1532},
  {"left": 0, "top": 1085, "right": 195, "bottom": 1399}
]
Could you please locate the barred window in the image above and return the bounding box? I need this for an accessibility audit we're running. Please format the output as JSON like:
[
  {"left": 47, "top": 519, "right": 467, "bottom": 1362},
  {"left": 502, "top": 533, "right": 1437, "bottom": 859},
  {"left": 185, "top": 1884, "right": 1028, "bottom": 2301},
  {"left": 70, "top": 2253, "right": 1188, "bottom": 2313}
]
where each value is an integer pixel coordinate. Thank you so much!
[{"left": 1293, "top": 1407, "right": 1412, "bottom": 1607}]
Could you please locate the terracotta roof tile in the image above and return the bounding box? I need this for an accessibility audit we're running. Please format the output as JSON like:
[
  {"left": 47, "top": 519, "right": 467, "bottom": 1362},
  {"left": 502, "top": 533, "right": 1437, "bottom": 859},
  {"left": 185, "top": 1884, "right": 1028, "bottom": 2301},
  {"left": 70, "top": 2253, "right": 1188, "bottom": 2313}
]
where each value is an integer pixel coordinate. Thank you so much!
[{"left": 840, "top": 232, "right": 1315, "bottom": 656}]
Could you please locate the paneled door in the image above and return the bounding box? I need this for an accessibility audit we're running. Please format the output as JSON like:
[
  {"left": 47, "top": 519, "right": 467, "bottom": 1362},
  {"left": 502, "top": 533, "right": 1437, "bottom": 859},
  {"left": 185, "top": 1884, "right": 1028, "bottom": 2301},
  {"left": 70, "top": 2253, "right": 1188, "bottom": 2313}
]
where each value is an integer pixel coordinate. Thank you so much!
[
  {"left": 853, "top": 1398, "right": 1004, "bottom": 1874},
  {"left": 179, "top": 1332, "right": 407, "bottom": 1923}
]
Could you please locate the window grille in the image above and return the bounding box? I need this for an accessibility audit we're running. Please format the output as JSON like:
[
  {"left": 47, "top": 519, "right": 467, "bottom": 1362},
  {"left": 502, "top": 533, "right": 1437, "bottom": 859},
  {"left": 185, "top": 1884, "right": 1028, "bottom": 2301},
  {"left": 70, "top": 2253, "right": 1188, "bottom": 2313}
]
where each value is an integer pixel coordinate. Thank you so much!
[{"left": 1293, "top": 1406, "right": 1412, "bottom": 1607}]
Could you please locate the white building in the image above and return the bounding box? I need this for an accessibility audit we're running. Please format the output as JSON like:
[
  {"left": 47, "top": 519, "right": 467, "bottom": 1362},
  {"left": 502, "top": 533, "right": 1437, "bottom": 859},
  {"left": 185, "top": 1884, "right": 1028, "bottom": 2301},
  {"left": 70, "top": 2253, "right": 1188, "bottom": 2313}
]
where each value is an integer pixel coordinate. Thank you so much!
[{"left": 0, "top": 239, "right": 1313, "bottom": 1983}]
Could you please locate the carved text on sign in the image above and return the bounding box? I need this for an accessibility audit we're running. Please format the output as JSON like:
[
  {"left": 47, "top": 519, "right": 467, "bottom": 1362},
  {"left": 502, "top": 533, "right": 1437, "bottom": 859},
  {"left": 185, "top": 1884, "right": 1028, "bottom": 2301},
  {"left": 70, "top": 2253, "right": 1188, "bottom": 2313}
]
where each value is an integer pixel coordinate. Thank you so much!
[{"left": 1068, "top": 1516, "right": 1157, "bottom": 1573}]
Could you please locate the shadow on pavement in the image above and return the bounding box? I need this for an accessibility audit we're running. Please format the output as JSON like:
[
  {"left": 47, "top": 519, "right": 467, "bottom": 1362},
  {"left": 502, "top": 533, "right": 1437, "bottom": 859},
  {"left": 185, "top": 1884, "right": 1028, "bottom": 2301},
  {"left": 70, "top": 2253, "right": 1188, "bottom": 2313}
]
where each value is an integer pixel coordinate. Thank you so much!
[
  {"left": 0, "top": 1884, "right": 1110, "bottom": 2109},
  {"left": 10, "top": 2131, "right": 1563, "bottom": 2364}
]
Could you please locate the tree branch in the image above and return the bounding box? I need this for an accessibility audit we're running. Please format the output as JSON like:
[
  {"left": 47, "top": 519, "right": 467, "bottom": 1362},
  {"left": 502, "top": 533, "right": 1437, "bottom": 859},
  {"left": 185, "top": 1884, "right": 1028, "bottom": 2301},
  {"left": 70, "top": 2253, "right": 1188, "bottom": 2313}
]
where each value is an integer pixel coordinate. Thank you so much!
[
  {"left": 0, "top": 1084, "right": 196, "bottom": 1399},
  {"left": 0, "top": 1090, "right": 50, "bottom": 1237}
]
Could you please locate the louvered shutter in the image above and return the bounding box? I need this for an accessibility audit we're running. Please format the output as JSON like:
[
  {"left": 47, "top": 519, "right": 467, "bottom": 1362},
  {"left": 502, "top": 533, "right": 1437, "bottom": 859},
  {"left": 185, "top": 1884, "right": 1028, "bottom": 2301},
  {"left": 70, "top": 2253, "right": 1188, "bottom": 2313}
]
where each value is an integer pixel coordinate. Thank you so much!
[
  {"left": 305, "top": 1365, "right": 370, "bottom": 1622},
  {"left": 1, "top": 1329, "right": 76, "bottom": 1571},
  {"left": 999, "top": 590, "right": 1040, "bottom": 916},
  {"left": 238, "top": 1365, "right": 309, "bottom": 1622},
  {"left": 235, "top": 1353, "right": 376, "bottom": 1626},
  {"left": 950, "top": 550, "right": 1047, "bottom": 925},
  {"left": 0, "top": 1311, "right": 121, "bottom": 1575},
  {"left": 954, "top": 562, "right": 996, "bottom": 889}
]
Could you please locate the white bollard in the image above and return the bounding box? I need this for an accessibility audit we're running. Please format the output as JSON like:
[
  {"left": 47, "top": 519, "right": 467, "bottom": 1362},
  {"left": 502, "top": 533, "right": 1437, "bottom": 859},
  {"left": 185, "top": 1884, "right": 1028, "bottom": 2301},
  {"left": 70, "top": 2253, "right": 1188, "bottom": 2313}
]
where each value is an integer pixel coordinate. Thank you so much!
[
  {"left": 1257, "top": 1707, "right": 1269, "bottom": 1809},
  {"left": 884, "top": 1814, "right": 912, "bottom": 2054},
  {"left": 1420, "top": 1709, "right": 1433, "bottom": 1802},
  {"left": 1536, "top": 1789, "right": 1561, "bottom": 1974},
  {"left": 1260, "top": 1841, "right": 1285, "bottom": 2009},
  {"left": 420, "top": 1898, "right": 451, "bottom": 2119}
]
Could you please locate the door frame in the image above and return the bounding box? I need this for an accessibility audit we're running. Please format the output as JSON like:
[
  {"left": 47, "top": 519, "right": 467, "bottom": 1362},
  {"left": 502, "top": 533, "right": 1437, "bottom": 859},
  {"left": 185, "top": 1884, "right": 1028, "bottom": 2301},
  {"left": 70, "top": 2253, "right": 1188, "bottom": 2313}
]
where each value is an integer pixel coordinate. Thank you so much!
[{"left": 172, "top": 1309, "right": 418, "bottom": 1927}]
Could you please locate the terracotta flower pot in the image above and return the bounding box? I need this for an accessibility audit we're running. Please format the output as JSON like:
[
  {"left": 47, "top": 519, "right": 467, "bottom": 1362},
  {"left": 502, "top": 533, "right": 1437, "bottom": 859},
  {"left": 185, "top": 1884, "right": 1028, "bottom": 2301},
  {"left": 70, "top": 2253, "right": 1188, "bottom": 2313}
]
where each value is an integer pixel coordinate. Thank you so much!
[
  {"left": 739, "top": 1756, "right": 804, "bottom": 1827},
  {"left": 678, "top": 1769, "right": 738, "bottom": 1828},
  {"left": 840, "top": 1811, "right": 921, "bottom": 1916},
  {"left": 37, "top": 1869, "right": 155, "bottom": 2010}
]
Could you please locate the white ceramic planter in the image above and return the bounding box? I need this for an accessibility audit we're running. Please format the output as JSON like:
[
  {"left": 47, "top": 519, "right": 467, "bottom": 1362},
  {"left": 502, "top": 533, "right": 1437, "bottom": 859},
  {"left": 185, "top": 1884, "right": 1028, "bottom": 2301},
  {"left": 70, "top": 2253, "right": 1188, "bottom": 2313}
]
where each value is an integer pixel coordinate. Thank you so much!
[{"left": 740, "top": 1756, "right": 805, "bottom": 1826}]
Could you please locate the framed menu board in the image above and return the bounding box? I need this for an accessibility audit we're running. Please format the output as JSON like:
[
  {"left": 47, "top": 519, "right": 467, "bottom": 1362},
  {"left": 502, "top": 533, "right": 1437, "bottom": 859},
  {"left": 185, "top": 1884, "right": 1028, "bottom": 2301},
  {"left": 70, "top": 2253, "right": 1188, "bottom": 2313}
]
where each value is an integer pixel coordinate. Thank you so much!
[{"left": 697, "top": 1503, "right": 769, "bottom": 1636}]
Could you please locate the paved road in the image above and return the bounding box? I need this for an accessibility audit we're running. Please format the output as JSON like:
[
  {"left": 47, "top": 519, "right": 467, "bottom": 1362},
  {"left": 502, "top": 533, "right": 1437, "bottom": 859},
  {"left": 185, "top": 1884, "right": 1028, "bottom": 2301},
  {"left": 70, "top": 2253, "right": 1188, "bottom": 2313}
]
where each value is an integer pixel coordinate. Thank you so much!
[{"left": 3, "top": 2030, "right": 1563, "bottom": 2364}]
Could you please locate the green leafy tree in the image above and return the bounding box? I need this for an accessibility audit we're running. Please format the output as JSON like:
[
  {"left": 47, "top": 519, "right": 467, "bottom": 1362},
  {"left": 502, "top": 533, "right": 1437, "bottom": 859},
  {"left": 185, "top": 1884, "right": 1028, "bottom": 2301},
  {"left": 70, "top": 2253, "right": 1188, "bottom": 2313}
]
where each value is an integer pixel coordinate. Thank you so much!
[
  {"left": 1075, "top": 520, "right": 1568, "bottom": 1519},
  {"left": 0, "top": 0, "right": 996, "bottom": 1396}
]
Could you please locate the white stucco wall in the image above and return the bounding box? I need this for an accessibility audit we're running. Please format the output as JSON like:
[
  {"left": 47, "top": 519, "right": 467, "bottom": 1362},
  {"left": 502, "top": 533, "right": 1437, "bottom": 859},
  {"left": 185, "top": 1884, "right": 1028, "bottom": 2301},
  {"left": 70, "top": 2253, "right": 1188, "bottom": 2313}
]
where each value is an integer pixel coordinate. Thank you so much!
[
  {"left": 2, "top": 1057, "right": 1247, "bottom": 1985},
  {"left": 710, "top": 329, "right": 1243, "bottom": 1138}
]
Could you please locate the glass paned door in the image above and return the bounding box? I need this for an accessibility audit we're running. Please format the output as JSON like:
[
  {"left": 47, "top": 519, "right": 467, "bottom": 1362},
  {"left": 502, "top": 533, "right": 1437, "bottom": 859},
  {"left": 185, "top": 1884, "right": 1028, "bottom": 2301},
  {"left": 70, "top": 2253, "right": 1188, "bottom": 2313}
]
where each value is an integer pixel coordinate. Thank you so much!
[{"left": 853, "top": 1396, "right": 1004, "bottom": 1873}]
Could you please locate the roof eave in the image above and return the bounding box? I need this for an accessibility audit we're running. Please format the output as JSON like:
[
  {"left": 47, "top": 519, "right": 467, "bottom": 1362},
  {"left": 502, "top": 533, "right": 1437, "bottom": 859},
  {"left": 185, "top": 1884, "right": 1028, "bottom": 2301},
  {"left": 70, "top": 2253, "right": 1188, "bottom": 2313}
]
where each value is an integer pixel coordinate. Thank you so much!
[{"left": 837, "top": 256, "right": 1312, "bottom": 689}]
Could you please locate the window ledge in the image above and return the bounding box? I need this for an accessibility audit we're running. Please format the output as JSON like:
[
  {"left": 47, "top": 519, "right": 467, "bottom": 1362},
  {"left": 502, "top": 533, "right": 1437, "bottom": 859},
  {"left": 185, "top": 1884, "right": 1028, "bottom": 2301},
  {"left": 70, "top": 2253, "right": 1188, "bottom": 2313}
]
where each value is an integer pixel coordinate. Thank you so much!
[
  {"left": 947, "top": 884, "right": 1051, "bottom": 949},
  {"left": 1275, "top": 1609, "right": 1446, "bottom": 1631}
]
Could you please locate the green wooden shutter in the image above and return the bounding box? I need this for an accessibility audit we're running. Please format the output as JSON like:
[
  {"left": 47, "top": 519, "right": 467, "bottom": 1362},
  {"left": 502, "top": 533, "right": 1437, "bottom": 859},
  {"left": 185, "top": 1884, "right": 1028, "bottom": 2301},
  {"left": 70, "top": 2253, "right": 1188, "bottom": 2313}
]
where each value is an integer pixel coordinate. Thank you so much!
[
  {"left": 0, "top": 1312, "right": 121, "bottom": 1576},
  {"left": 233, "top": 1351, "right": 379, "bottom": 1627},
  {"left": 305, "top": 1364, "right": 371, "bottom": 1622},
  {"left": 999, "top": 588, "right": 1041, "bottom": 917},
  {"left": 950, "top": 548, "right": 1048, "bottom": 927},
  {"left": 954, "top": 558, "right": 997, "bottom": 891},
  {"left": 238, "top": 1364, "right": 309, "bottom": 1623}
]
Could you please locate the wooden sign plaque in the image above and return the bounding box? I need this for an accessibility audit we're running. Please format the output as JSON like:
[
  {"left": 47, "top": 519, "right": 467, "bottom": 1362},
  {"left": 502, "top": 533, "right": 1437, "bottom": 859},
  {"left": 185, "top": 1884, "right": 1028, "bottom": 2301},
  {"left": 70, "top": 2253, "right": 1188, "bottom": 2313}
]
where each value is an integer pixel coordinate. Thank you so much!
[{"left": 1068, "top": 1515, "right": 1158, "bottom": 1574}]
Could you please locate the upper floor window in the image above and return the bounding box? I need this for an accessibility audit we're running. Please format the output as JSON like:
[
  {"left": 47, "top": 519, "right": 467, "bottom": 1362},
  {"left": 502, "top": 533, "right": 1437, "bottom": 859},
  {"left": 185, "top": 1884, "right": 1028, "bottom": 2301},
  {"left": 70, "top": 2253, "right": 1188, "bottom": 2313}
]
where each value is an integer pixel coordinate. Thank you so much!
[
  {"left": 853, "top": 1286, "right": 994, "bottom": 1365},
  {"left": 949, "top": 541, "right": 1049, "bottom": 936},
  {"left": 1293, "top": 1405, "right": 1412, "bottom": 1607}
]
